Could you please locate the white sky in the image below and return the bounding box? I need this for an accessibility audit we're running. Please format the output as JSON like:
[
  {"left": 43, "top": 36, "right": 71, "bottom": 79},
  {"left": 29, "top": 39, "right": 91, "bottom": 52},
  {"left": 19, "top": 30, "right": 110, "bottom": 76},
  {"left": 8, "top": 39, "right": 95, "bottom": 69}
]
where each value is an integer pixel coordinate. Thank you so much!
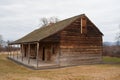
[{"left": 0, "top": 0, "right": 120, "bottom": 42}]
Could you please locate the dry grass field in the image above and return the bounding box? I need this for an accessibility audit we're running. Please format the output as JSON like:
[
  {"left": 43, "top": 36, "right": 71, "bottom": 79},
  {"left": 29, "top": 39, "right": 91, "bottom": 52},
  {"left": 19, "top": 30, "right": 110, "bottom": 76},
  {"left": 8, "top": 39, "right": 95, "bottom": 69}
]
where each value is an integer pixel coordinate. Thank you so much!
[{"left": 0, "top": 52, "right": 120, "bottom": 80}]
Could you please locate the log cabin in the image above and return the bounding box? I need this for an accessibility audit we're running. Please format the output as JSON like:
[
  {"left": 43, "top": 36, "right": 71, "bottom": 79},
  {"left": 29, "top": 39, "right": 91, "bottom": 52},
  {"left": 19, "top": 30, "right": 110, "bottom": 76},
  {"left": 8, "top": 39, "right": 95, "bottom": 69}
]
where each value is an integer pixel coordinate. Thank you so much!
[{"left": 9, "top": 14, "right": 103, "bottom": 68}]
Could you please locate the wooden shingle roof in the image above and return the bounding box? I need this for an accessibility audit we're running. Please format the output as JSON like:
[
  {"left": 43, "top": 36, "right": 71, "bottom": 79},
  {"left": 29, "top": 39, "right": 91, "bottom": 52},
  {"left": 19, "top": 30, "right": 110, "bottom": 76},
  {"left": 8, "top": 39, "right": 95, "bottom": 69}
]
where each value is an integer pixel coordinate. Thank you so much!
[{"left": 11, "top": 14, "right": 103, "bottom": 44}]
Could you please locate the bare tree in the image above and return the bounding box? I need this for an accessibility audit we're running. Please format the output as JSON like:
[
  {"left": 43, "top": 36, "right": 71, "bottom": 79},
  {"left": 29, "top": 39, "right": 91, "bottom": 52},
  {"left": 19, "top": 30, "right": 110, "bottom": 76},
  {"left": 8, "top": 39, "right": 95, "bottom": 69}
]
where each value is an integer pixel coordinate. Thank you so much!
[
  {"left": 115, "top": 25, "right": 120, "bottom": 46},
  {"left": 40, "top": 18, "right": 49, "bottom": 26},
  {"left": 49, "top": 17, "right": 59, "bottom": 23},
  {"left": 40, "top": 17, "right": 59, "bottom": 27}
]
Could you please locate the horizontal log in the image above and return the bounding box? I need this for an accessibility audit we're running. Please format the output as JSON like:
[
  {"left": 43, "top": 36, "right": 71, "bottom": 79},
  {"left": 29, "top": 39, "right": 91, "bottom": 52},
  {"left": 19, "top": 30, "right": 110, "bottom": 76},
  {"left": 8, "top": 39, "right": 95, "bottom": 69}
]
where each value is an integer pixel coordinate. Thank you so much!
[
  {"left": 60, "top": 52, "right": 102, "bottom": 56},
  {"left": 60, "top": 53, "right": 101, "bottom": 58},
  {"left": 60, "top": 45, "right": 102, "bottom": 48},
  {"left": 61, "top": 48, "right": 102, "bottom": 52},
  {"left": 59, "top": 57, "right": 102, "bottom": 66},
  {"left": 60, "top": 57, "right": 102, "bottom": 62}
]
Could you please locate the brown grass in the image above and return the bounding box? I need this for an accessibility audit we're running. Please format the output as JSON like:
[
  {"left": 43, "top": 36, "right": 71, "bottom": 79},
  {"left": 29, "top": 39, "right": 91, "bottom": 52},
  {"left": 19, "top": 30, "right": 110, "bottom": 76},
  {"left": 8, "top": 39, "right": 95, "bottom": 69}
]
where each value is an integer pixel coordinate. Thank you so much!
[{"left": 0, "top": 53, "right": 120, "bottom": 80}]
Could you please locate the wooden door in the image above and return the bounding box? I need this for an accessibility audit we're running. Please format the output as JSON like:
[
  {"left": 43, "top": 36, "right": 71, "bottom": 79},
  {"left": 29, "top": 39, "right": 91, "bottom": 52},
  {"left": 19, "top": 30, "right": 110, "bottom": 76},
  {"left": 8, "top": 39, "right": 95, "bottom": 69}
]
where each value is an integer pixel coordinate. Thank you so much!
[{"left": 42, "top": 46, "right": 51, "bottom": 61}]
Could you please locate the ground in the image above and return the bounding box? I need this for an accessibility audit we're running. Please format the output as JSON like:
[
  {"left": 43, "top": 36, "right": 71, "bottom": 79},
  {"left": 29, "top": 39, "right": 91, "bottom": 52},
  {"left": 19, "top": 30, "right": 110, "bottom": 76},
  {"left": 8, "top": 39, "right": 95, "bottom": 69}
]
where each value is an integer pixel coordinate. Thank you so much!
[{"left": 0, "top": 52, "right": 120, "bottom": 80}]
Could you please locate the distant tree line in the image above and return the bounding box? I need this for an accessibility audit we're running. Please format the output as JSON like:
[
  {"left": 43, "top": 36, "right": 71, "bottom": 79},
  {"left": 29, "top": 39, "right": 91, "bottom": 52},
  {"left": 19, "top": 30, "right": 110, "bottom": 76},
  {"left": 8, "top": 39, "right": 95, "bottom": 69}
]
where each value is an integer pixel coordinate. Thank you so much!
[
  {"left": 103, "top": 25, "right": 120, "bottom": 57},
  {"left": 103, "top": 45, "right": 120, "bottom": 57}
]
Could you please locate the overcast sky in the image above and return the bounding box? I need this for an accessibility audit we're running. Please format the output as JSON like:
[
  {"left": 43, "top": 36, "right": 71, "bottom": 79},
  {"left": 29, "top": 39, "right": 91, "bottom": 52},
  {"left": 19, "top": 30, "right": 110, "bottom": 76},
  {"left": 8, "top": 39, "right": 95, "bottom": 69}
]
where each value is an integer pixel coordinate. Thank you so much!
[{"left": 0, "top": 0, "right": 120, "bottom": 42}]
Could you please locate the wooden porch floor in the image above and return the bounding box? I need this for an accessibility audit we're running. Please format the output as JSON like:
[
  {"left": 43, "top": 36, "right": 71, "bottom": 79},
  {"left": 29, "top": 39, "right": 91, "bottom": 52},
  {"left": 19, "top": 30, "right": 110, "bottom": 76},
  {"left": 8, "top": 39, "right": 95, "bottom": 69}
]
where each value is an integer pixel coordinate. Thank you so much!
[{"left": 8, "top": 55, "right": 59, "bottom": 70}]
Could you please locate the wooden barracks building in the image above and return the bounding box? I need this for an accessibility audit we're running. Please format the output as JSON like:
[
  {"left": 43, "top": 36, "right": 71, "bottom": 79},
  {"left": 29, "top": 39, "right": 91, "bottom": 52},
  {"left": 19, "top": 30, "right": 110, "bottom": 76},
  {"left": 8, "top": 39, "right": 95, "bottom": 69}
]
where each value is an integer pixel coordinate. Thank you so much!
[{"left": 9, "top": 14, "right": 103, "bottom": 69}]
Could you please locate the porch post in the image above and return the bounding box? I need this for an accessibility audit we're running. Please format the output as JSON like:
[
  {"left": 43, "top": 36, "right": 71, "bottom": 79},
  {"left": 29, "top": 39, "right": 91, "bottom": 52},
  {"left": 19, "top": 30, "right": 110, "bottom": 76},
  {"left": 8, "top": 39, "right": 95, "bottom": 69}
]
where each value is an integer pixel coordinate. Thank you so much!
[
  {"left": 28, "top": 43, "right": 30, "bottom": 64},
  {"left": 8, "top": 45, "right": 10, "bottom": 57},
  {"left": 9, "top": 45, "right": 11, "bottom": 57},
  {"left": 12, "top": 45, "right": 14, "bottom": 58},
  {"left": 20, "top": 44, "right": 22, "bottom": 61},
  {"left": 21, "top": 44, "right": 24, "bottom": 61},
  {"left": 10, "top": 45, "right": 12, "bottom": 57},
  {"left": 36, "top": 42, "right": 39, "bottom": 68},
  {"left": 11, "top": 45, "right": 13, "bottom": 58},
  {"left": 17, "top": 44, "right": 19, "bottom": 59},
  {"left": 8, "top": 44, "right": 10, "bottom": 57},
  {"left": 58, "top": 45, "right": 61, "bottom": 66}
]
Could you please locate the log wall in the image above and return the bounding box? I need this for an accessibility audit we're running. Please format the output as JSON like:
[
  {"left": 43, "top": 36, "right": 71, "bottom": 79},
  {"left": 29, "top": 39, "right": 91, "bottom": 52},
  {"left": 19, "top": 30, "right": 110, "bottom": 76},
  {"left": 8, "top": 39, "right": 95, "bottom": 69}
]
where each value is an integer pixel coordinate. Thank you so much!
[{"left": 59, "top": 17, "right": 103, "bottom": 66}]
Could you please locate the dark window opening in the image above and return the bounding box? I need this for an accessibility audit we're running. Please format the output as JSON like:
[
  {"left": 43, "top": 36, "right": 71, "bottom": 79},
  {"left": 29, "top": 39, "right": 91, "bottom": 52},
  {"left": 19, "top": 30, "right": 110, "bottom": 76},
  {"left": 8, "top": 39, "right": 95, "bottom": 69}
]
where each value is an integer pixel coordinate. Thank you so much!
[{"left": 42, "top": 47, "right": 45, "bottom": 61}]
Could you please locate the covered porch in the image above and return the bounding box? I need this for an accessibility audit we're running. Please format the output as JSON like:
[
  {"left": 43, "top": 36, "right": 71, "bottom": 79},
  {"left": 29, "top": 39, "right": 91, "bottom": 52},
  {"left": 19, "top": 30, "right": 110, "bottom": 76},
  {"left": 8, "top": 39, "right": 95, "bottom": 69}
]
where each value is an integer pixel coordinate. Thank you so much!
[{"left": 8, "top": 42, "right": 60, "bottom": 69}]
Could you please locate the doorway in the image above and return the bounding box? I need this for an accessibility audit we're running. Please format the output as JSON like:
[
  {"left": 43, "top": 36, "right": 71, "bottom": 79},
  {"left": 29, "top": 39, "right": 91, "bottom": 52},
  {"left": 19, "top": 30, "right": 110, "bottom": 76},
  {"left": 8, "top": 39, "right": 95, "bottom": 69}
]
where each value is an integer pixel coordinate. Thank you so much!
[
  {"left": 42, "top": 47, "right": 45, "bottom": 61},
  {"left": 42, "top": 46, "right": 52, "bottom": 61}
]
